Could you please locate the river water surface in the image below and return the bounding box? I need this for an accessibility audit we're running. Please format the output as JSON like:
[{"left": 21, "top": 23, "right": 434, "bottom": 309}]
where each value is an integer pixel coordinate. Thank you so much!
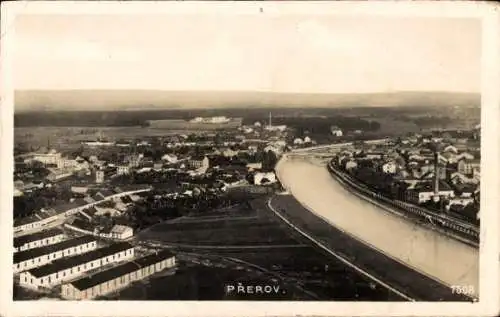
[{"left": 276, "top": 156, "right": 479, "bottom": 297}]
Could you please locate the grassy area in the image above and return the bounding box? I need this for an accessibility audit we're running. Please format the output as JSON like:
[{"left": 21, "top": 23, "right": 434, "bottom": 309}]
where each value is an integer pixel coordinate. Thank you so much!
[{"left": 136, "top": 203, "right": 298, "bottom": 246}]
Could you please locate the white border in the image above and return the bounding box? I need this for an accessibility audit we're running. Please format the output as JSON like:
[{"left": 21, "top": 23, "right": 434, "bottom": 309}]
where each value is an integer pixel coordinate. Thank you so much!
[{"left": 1, "top": 1, "right": 499, "bottom": 317}]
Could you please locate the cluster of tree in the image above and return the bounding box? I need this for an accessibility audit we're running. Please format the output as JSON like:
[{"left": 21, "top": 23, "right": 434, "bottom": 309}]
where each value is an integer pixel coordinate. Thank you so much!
[
  {"left": 13, "top": 187, "right": 73, "bottom": 218},
  {"left": 125, "top": 192, "right": 231, "bottom": 230},
  {"left": 350, "top": 165, "right": 395, "bottom": 196},
  {"left": 395, "top": 115, "right": 453, "bottom": 128},
  {"left": 15, "top": 111, "right": 147, "bottom": 127},
  {"left": 273, "top": 116, "right": 380, "bottom": 137}
]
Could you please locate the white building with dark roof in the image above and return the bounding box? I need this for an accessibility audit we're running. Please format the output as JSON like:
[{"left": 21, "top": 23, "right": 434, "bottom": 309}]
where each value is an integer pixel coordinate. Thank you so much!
[
  {"left": 19, "top": 242, "right": 134, "bottom": 290},
  {"left": 110, "top": 225, "right": 134, "bottom": 240},
  {"left": 14, "top": 228, "right": 64, "bottom": 253},
  {"left": 13, "top": 235, "right": 97, "bottom": 273},
  {"left": 61, "top": 250, "right": 176, "bottom": 300}
]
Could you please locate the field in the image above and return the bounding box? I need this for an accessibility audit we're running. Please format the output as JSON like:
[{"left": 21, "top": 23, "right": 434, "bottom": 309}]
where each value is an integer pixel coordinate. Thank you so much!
[
  {"left": 131, "top": 197, "right": 396, "bottom": 301},
  {"left": 137, "top": 215, "right": 299, "bottom": 246}
]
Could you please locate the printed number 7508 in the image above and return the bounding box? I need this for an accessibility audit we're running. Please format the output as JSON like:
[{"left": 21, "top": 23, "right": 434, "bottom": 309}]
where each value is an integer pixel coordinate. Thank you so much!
[{"left": 451, "top": 285, "right": 475, "bottom": 296}]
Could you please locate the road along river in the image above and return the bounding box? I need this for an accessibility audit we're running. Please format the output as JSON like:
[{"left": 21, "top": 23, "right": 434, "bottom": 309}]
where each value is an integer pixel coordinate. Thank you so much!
[{"left": 275, "top": 155, "right": 479, "bottom": 298}]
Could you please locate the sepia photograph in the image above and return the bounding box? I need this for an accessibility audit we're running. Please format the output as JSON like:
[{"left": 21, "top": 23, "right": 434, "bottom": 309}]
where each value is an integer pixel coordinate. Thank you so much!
[{"left": 1, "top": 1, "right": 499, "bottom": 317}]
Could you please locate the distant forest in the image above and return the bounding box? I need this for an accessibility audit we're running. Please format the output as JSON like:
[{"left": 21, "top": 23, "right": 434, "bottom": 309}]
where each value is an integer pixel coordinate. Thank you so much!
[{"left": 14, "top": 108, "right": 380, "bottom": 132}]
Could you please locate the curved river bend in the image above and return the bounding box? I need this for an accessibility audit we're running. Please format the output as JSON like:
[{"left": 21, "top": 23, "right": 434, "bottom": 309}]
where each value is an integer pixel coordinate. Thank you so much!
[{"left": 276, "top": 156, "right": 479, "bottom": 297}]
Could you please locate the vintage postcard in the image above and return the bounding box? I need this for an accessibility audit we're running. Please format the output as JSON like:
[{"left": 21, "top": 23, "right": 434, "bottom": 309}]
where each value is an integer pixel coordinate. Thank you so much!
[{"left": 1, "top": 1, "right": 499, "bottom": 317}]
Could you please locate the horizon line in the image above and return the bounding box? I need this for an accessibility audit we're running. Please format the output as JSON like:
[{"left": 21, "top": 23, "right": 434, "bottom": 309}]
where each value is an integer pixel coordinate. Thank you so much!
[{"left": 14, "top": 89, "right": 481, "bottom": 94}]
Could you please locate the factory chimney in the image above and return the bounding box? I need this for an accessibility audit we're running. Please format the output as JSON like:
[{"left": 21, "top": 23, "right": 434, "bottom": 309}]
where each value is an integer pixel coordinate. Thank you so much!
[
  {"left": 269, "top": 112, "right": 272, "bottom": 128},
  {"left": 433, "top": 151, "right": 440, "bottom": 202}
]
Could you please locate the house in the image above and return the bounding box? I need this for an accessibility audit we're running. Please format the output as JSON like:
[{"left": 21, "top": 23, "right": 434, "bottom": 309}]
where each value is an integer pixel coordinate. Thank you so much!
[
  {"left": 19, "top": 242, "right": 134, "bottom": 290},
  {"left": 32, "top": 149, "right": 62, "bottom": 166},
  {"left": 71, "top": 186, "right": 89, "bottom": 195},
  {"left": 46, "top": 168, "right": 74, "bottom": 182},
  {"left": 187, "top": 156, "right": 210, "bottom": 174},
  {"left": 381, "top": 160, "right": 397, "bottom": 174},
  {"left": 110, "top": 225, "right": 134, "bottom": 240},
  {"left": 450, "top": 172, "right": 479, "bottom": 186},
  {"left": 404, "top": 180, "right": 455, "bottom": 204},
  {"left": 457, "top": 158, "right": 480, "bottom": 176},
  {"left": 223, "top": 148, "right": 238, "bottom": 158},
  {"left": 345, "top": 160, "right": 358, "bottom": 171},
  {"left": 61, "top": 250, "right": 176, "bottom": 300},
  {"left": 125, "top": 154, "right": 143, "bottom": 167},
  {"left": 246, "top": 162, "right": 263, "bottom": 171},
  {"left": 14, "top": 188, "right": 24, "bottom": 197},
  {"left": 14, "top": 228, "right": 64, "bottom": 253},
  {"left": 365, "top": 152, "right": 384, "bottom": 160},
  {"left": 254, "top": 172, "right": 277, "bottom": 185},
  {"left": 293, "top": 138, "right": 304, "bottom": 145},
  {"left": 161, "top": 154, "right": 178, "bottom": 164},
  {"left": 439, "top": 152, "right": 458, "bottom": 164},
  {"left": 445, "top": 197, "right": 475, "bottom": 211},
  {"left": 264, "top": 145, "right": 281, "bottom": 155},
  {"left": 330, "top": 126, "right": 343, "bottom": 137},
  {"left": 443, "top": 145, "right": 458, "bottom": 154},
  {"left": 117, "top": 165, "right": 130, "bottom": 175},
  {"left": 13, "top": 235, "right": 97, "bottom": 273},
  {"left": 14, "top": 208, "right": 60, "bottom": 235},
  {"left": 456, "top": 152, "right": 475, "bottom": 161}
]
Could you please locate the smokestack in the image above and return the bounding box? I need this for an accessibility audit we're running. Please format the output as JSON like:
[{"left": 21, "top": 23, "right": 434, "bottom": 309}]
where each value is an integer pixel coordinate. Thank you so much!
[
  {"left": 433, "top": 151, "right": 439, "bottom": 195},
  {"left": 269, "top": 112, "right": 272, "bottom": 127}
]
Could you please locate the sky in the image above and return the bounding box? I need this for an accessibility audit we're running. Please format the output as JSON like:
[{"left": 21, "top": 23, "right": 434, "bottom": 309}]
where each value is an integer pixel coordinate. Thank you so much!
[{"left": 14, "top": 14, "right": 481, "bottom": 93}]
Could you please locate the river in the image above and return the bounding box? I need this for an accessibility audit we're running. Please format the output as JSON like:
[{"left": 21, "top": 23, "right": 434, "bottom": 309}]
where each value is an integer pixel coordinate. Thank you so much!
[{"left": 276, "top": 155, "right": 479, "bottom": 298}]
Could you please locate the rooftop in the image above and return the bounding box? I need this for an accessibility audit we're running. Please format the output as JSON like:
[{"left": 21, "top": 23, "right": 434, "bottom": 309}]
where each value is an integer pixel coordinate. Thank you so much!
[
  {"left": 69, "top": 249, "right": 175, "bottom": 291},
  {"left": 14, "top": 215, "right": 41, "bottom": 227},
  {"left": 14, "top": 228, "right": 64, "bottom": 248},
  {"left": 28, "top": 242, "right": 134, "bottom": 278},
  {"left": 14, "top": 235, "right": 96, "bottom": 264}
]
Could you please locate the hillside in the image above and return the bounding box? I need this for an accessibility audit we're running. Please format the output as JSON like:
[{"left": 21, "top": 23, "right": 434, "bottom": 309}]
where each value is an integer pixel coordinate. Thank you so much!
[{"left": 15, "top": 90, "right": 480, "bottom": 112}]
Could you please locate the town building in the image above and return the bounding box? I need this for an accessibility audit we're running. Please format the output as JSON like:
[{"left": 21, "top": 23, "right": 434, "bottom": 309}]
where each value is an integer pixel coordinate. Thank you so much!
[
  {"left": 457, "top": 158, "right": 480, "bottom": 176},
  {"left": 71, "top": 185, "right": 90, "bottom": 195},
  {"left": 445, "top": 197, "right": 475, "bottom": 211},
  {"left": 345, "top": 160, "right": 358, "bottom": 171},
  {"left": 381, "top": 160, "right": 398, "bottom": 174},
  {"left": 32, "top": 149, "right": 62, "bottom": 166},
  {"left": 254, "top": 172, "right": 277, "bottom": 185},
  {"left": 187, "top": 156, "right": 210, "bottom": 174},
  {"left": 330, "top": 126, "right": 343, "bottom": 137},
  {"left": 161, "top": 154, "right": 178, "bottom": 164},
  {"left": 14, "top": 235, "right": 97, "bottom": 273},
  {"left": 404, "top": 181, "right": 455, "bottom": 205},
  {"left": 293, "top": 138, "right": 304, "bottom": 145},
  {"left": 19, "top": 242, "right": 135, "bottom": 290},
  {"left": 14, "top": 208, "right": 60, "bottom": 235},
  {"left": 116, "top": 165, "right": 130, "bottom": 175},
  {"left": 46, "top": 168, "right": 74, "bottom": 182},
  {"left": 14, "top": 228, "right": 65, "bottom": 253},
  {"left": 96, "top": 170, "right": 105, "bottom": 183},
  {"left": 14, "top": 185, "right": 151, "bottom": 235},
  {"left": 246, "top": 162, "right": 262, "bottom": 171},
  {"left": 61, "top": 250, "right": 176, "bottom": 300},
  {"left": 109, "top": 225, "right": 134, "bottom": 240}
]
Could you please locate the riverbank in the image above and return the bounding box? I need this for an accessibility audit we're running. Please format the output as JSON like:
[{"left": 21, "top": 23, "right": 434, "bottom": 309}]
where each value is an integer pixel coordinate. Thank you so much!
[
  {"left": 326, "top": 162, "right": 479, "bottom": 247},
  {"left": 275, "top": 155, "right": 479, "bottom": 298}
]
